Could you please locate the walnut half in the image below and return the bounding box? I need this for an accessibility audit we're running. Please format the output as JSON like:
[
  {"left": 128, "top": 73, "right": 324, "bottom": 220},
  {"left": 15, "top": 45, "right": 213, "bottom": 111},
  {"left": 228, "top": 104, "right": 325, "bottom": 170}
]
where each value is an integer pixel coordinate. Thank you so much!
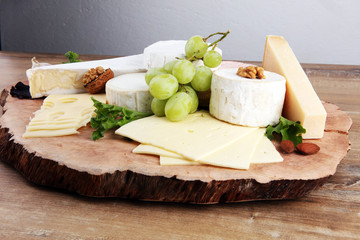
[
  {"left": 82, "top": 66, "right": 114, "bottom": 94},
  {"left": 237, "top": 66, "right": 266, "bottom": 79}
]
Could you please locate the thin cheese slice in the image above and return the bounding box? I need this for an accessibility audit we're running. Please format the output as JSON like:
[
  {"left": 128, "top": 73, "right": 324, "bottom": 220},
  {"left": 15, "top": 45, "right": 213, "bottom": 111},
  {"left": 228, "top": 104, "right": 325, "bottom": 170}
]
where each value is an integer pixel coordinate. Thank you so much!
[
  {"left": 262, "top": 35, "right": 327, "bottom": 139},
  {"left": 160, "top": 156, "right": 201, "bottom": 166},
  {"left": 197, "top": 128, "right": 264, "bottom": 169},
  {"left": 116, "top": 111, "right": 258, "bottom": 161},
  {"left": 136, "top": 131, "right": 283, "bottom": 167},
  {"left": 133, "top": 144, "right": 183, "bottom": 158},
  {"left": 23, "top": 94, "right": 106, "bottom": 138},
  {"left": 251, "top": 136, "right": 283, "bottom": 164}
]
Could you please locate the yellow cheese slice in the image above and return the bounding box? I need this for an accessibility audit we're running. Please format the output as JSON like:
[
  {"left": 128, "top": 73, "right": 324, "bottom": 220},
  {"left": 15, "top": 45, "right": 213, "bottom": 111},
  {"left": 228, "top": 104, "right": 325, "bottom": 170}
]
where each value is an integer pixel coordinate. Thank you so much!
[
  {"left": 133, "top": 144, "right": 183, "bottom": 158},
  {"left": 160, "top": 156, "right": 201, "bottom": 166},
  {"left": 262, "top": 35, "right": 326, "bottom": 139},
  {"left": 135, "top": 131, "right": 283, "bottom": 167},
  {"left": 197, "top": 128, "right": 264, "bottom": 169},
  {"left": 23, "top": 94, "right": 106, "bottom": 138},
  {"left": 116, "top": 111, "right": 258, "bottom": 161},
  {"left": 251, "top": 136, "right": 283, "bottom": 164}
]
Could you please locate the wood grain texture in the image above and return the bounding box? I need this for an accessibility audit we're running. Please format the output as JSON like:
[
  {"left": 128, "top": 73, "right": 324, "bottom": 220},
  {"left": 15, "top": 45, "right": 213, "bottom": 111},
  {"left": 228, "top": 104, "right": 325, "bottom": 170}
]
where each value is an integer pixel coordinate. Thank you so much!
[{"left": 0, "top": 52, "right": 359, "bottom": 239}]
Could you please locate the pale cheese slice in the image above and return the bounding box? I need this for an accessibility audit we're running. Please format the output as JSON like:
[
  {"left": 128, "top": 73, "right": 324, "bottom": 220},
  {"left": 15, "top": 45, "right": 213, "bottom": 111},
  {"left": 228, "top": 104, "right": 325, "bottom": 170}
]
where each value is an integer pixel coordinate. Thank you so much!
[
  {"left": 23, "top": 94, "right": 106, "bottom": 138},
  {"left": 160, "top": 156, "right": 201, "bottom": 166},
  {"left": 251, "top": 136, "right": 283, "bottom": 164},
  {"left": 116, "top": 111, "right": 258, "bottom": 161},
  {"left": 196, "top": 128, "right": 264, "bottom": 169},
  {"left": 133, "top": 144, "right": 183, "bottom": 158},
  {"left": 135, "top": 130, "right": 283, "bottom": 167}
]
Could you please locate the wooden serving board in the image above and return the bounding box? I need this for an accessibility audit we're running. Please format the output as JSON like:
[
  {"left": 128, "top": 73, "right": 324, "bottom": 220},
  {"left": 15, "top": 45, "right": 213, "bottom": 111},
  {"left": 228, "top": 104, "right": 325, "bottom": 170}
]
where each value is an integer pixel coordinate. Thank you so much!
[{"left": 0, "top": 86, "right": 352, "bottom": 204}]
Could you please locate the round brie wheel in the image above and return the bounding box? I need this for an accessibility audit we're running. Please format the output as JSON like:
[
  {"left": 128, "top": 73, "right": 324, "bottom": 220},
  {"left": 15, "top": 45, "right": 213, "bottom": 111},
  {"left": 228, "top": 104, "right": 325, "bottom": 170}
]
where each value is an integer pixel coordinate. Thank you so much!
[
  {"left": 209, "top": 68, "right": 286, "bottom": 127},
  {"left": 106, "top": 73, "right": 153, "bottom": 112},
  {"left": 143, "top": 40, "right": 187, "bottom": 69},
  {"left": 143, "top": 40, "right": 223, "bottom": 70}
]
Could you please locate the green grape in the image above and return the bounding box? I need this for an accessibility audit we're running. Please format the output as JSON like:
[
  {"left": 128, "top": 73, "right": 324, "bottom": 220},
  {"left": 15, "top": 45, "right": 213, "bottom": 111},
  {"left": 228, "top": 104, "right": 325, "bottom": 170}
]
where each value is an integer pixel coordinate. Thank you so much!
[
  {"left": 179, "top": 85, "right": 199, "bottom": 113},
  {"left": 165, "top": 92, "right": 192, "bottom": 122},
  {"left": 149, "top": 74, "right": 178, "bottom": 100},
  {"left": 191, "top": 66, "right": 213, "bottom": 92},
  {"left": 145, "top": 68, "right": 168, "bottom": 85},
  {"left": 151, "top": 98, "right": 167, "bottom": 117},
  {"left": 185, "top": 35, "right": 208, "bottom": 59},
  {"left": 163, "top": 60, "right": 179, "bottom": 73},
  {"left": 203, "top": 50, "right": 222, "bottom": 68},
  {"left": 172, "top": 59, "right": 195, "bottom": 84}
]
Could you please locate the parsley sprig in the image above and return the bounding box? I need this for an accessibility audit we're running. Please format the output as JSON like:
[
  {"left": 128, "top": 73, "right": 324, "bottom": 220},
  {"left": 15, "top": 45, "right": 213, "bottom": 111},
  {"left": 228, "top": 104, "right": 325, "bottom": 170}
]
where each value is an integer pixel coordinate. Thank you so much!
[
  {"left": 266, "top": 116, "right": 306, "bottom": 146},
  {"left": 90, "top": 97, "right": 152, "bottom": 140},
  {"left": 63, "top": 51, "right": 82, "bottom": 64}
]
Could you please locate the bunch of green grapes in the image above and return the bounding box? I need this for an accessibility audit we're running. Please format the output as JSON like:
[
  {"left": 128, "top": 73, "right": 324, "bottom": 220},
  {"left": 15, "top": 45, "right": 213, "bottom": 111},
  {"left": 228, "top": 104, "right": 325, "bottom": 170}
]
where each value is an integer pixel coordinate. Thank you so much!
[{"left": 145, "top": 31, "right": 229, "bottom": 122}]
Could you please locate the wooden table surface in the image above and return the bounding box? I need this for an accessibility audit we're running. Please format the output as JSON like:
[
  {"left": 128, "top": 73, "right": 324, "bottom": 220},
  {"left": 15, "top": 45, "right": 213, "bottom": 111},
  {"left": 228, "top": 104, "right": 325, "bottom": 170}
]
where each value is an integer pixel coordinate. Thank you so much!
[{"left": 0, "top": 51, "right": 359, "bottom": 239}]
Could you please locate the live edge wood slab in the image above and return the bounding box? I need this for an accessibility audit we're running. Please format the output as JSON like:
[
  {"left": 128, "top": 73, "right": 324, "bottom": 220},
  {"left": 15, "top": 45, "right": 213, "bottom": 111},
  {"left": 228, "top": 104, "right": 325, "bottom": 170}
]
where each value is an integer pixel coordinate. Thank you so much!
[{"left": 0, "top": 88, "right": 352, "bottom": 204}]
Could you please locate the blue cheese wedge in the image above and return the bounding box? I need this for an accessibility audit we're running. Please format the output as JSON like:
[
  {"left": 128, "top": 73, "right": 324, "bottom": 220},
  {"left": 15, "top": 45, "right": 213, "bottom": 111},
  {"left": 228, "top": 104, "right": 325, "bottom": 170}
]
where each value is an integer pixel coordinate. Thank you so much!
[
  {"left": 209, "top": 68, "right": 286, "bottom": 127},
  {"left": 26, "top": 54, "right": 146, "bottom": 98}
]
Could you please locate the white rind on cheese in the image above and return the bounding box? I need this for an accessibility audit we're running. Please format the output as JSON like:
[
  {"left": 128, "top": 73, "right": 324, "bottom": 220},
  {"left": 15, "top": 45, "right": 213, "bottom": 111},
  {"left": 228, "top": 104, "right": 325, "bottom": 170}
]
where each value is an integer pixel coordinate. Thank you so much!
[
  {"left": 26, "top": 54, "right": 146, "bottom": 98},
  {"left": 106, "top": 73, "right": 152, "bottom": 112},
  {"left": 143, "top": 40, "right": 222, "bottom": 69},
  {"left": 209, "top": 68, "right": 286, "bottom": 127}
]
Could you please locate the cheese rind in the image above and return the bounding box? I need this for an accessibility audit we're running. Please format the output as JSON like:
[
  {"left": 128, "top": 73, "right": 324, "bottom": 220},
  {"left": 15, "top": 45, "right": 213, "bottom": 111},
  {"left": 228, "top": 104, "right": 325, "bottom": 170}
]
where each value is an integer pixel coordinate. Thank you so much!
[
  {"left": 209, "top": 68, "right": 286, "bottom": 127},
  {"left": 262, "top": 35, "right": 327, "bottom": 139},
  {"left": 143, "top": 40, "right": 222, "bottom": 70},
  {"left": 27, "top": 54, "right": 146, "bottom": 98},
  {"left": 106, "top": 73, "right": 153, "bottom": 112},
  {"left": 116, "top": 111, "right": 257, "bottom": 161}
]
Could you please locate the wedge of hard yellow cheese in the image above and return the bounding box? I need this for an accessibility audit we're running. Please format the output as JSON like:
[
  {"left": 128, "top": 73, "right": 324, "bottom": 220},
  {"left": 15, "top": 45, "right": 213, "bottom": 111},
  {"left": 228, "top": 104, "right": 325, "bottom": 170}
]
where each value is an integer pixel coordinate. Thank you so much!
[{"left": 263, "top": 35, "right": 326, "bottom": 139}]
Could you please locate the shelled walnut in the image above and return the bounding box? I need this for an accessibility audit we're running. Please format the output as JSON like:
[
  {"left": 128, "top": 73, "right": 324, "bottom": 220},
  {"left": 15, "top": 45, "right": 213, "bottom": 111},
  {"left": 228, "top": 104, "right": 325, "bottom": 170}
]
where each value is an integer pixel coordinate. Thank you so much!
[
  {"left": 237, "top": 66, "right": 266, "bottom": 79},
  {"left": 82, "top": 66, "right": 114, "bottom": 94}
]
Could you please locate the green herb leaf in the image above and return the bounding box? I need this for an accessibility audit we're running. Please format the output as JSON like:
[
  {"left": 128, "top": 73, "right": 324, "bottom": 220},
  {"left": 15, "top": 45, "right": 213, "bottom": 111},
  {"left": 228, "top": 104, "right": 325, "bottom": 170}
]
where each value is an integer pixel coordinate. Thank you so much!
[
  {"left": 90, "top": 97, "right": 152, "bottom": 140},
  {"left": 63, "top": 51, "right": 82, "bottom": 64},
  {"left": 265, "top": 116, "right": 306, "bottom": 146}
]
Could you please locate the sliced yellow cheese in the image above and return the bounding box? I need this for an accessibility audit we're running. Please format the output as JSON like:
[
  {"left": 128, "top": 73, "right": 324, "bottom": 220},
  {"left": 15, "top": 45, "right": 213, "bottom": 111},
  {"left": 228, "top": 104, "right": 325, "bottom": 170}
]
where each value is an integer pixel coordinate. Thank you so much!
[
  {"left": 135, "top": 131, "right": 283, "bottom": 167},
  {"left": 160, "top": 156, "right": 201, "bottom": 166},
  {"left": 251, "top": 136, "right": 283, "bottom": 164},
  {"left": 197, "top": 128, "right": 264, "bottom": 169},
  {"left": 133, "top": 144, "right": 183, "bottom": 158},
  {"left": 116, "top": 111, "right": 258, "bottom": 161},
  {"left": 23, "top": 94, "right": 106, "bottom": 138},
  {"left": 262, "top": 35, "right": 326, "bottom": 139}
]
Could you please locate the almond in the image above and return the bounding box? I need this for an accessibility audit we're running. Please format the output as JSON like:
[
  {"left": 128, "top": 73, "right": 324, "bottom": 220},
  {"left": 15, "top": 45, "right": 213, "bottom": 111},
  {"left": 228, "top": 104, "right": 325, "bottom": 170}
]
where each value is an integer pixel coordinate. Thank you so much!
[
  {"left": 296, "top": 143, "right": 320, "bottom": 155},
  {"left": 280, "top": 140, "right": 295, "bottom": 153}
]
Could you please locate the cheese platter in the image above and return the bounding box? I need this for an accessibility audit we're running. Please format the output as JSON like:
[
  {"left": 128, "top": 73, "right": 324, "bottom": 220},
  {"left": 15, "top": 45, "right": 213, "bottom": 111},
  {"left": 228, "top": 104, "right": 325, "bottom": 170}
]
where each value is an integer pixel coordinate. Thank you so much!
[{"left": 0, "top": 32, "right": 353, "bottom": 203}]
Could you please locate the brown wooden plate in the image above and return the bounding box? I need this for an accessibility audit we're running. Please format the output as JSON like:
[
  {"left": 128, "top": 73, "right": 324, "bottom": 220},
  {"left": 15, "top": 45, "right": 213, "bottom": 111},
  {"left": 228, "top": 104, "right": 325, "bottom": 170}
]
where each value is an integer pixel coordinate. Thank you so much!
[{"left": 0, "top": 84, "right": 352, "bottom": 204}]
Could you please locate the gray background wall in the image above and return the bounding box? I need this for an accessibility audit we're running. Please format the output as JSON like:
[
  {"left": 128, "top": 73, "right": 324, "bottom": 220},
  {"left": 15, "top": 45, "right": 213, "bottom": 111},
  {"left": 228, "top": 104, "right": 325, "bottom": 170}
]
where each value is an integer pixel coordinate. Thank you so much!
[{"left": 1, "top": 0, "right": 359, "bottom": 65}]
